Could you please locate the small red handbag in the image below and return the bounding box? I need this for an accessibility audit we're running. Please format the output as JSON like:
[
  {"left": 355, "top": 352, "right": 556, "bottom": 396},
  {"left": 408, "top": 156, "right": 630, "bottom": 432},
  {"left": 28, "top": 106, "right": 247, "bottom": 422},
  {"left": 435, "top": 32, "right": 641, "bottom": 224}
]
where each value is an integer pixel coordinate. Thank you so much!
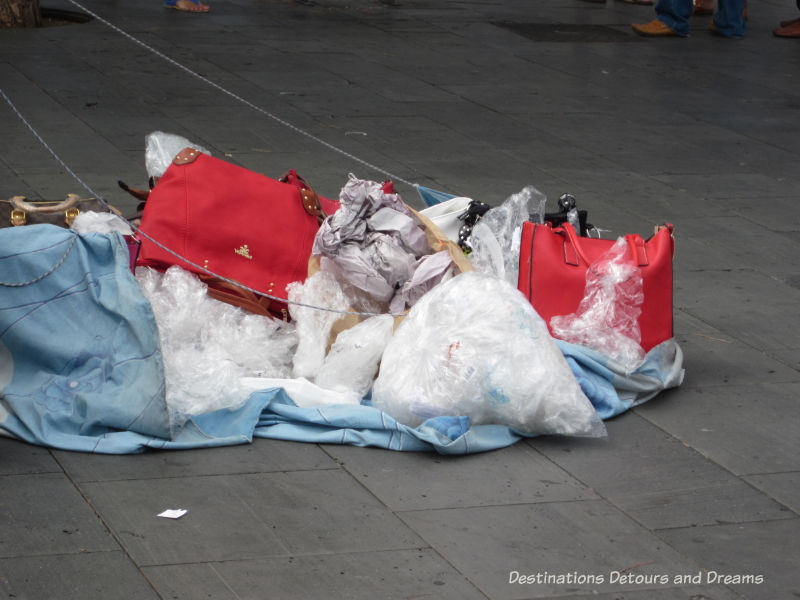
[
  {"left": 136, "top": 148, "right": 339, "bottom": 318},
  {"left": 517, "top": 221, "right": 674, "bottom": 352}
]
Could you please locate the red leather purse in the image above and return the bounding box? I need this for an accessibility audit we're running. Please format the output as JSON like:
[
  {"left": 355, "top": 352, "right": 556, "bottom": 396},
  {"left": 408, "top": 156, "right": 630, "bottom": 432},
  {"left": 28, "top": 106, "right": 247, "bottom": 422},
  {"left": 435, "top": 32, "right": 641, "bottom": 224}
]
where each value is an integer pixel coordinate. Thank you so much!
[
  {"left": 136, "top": 148, "right": 339, "bottom": 318},
  {"left": 517, "top": 221, "right": 674, "bottom": 352}
]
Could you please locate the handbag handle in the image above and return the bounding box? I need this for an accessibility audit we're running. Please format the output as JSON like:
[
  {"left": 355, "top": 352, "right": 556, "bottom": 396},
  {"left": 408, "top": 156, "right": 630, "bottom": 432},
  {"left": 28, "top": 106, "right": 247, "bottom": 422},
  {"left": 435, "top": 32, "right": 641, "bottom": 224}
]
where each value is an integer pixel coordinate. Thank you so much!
[
  {"left": 279, "top": 170, "right": 328, "bottom": 225},
  {"left": 559, "top": 222, "right": 649, "bottom": 267},
  {"left": 10, "top": 194, "right": 81, "bottom": 214}
]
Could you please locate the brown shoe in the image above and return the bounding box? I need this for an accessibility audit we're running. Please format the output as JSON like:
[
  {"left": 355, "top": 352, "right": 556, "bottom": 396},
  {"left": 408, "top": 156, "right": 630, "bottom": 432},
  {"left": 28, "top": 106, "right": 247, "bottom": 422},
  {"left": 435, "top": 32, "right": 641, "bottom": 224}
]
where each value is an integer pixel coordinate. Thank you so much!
[
  {"left": 774, "top": 19, "right": 800, "bottom": 37},
  {"left": 632, "top": 19, "right": 679, "bottom": 36},
  {"left": 779, "top": 16, "right": 800, "bottom": 27},
  {"left": 692, "top": 0, "right": 713, "bottom": 16}
]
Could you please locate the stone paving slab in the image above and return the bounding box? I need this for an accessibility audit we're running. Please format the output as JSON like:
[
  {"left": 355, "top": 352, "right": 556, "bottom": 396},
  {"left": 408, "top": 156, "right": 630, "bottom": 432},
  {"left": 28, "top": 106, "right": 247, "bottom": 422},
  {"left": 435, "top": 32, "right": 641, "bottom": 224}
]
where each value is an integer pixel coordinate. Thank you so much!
[
  {"left": 398, "top": 500, "right": 707, "bottom": 600},
  {"left": 322, "top": 442, "right": 596, "bottom": 511},
  {"left": 529, "top": 413, "right": 792, "bottom": 531},
  {"left": 536, "top": 589, "right": 743, "bottom": 600},
  {"left": 53, "top": 439, "right": 337, "bottom": 482},
  {"left": 142, "top": 549, "right": 488, "bottom": 600},
  {"left": 743, "top": 472, "right": 800, "bottom": 515},
  {"left": 79, "top": 469, "right": 424, "bottom": 565},
  {"left": 656, "top": 519, "right": 800, "bottom": 600},
  {"left": 674, "top": 269, "right": 800, "bottom": 351},
  {"left": 636, "top": 382, "right": 800, "bottom": 477},
  {"left": 0, "top": 552, "right": 159, "bottom": 600},
  {"left": 0, "top": 473, "right": 119, "bottom": 559},
  {"left": 0, "top": 438, "right": 60, "bottom": 476},
  {"left": 672, "top": 311, "right": 799, "bottom": 389}
]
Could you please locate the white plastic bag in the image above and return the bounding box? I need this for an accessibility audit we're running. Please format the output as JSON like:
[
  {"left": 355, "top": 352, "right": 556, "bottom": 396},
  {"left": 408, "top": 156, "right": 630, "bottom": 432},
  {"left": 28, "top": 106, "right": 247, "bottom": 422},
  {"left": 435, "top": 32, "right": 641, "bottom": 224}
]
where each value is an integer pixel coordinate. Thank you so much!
[
  {"left": 419, "top": 196, "right": 473, "bottom": 242},
  {"left": 371, "top": 272, "right": 605, "bottom": 437},
  {"left": 287, "top": 270, "right": 352, "bottom": 380},
  {"left": 315, "top": 315, "right": 395, "bottom": 400}
]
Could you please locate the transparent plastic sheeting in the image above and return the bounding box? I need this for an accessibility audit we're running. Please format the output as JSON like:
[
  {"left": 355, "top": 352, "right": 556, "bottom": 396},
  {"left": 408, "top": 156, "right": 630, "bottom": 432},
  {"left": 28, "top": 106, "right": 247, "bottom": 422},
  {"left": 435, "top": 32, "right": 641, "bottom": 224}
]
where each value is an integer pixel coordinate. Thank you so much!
[
  {"left": 144, "top": 131, "right": 210, "bottom": 179},
  {"left": 468, "top": 185, "right": 546, "bottom": 287},
  {"left": 138, "top": 266, "right": 398, "bottom": 422},
  {"left": 550, "top": 238, "right": 646, "bottom": 373},
  {"left": 136, "top": 266, "right": 298, "bottom": 426},
  {"left": 372, "top": 271, "right": 607, "bottom": 438},
  {"left": 71, "top": 211, "right": 133, "bottom": 235}
]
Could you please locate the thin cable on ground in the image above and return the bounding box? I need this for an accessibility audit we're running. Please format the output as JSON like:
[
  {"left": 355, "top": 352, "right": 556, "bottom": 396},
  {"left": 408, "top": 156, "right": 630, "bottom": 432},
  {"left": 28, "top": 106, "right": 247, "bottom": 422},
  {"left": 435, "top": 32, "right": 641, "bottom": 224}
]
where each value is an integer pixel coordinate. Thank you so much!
[
  {"left": 0, "top": 86, "right": 399, "bottom": 318},
  {"left": 66, "top": 0, "right": 417, "bottom": 189}
]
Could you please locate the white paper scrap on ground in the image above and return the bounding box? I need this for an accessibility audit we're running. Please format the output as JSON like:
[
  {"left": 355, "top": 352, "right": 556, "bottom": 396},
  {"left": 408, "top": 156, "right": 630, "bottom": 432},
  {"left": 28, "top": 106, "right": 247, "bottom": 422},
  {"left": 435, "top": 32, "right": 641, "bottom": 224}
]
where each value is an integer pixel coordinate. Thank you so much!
[{"left": 157, "top": 509, "right": 188, "bottom": 519}]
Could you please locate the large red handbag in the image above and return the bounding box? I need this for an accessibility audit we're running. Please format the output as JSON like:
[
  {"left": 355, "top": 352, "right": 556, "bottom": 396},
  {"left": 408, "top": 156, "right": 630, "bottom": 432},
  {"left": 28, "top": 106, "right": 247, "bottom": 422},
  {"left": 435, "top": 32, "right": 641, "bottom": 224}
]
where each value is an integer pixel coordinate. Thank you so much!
[
  {"left": 135, "top": 148, "right": 339, "bottom": 318},
  {"left": 517, "top": 221, "right": 674, "bottom": 352}
]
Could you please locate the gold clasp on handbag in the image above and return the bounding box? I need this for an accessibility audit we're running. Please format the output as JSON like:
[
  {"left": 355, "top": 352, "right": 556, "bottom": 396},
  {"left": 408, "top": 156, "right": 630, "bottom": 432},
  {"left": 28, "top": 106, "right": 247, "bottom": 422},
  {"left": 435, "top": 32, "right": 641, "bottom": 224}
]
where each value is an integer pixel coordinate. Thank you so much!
[
  {"left": 64, "top": 207, "right": 80, "bottom": 226},
  {"left": 10, "top": 209, "right": 26, "bottom": 226}
]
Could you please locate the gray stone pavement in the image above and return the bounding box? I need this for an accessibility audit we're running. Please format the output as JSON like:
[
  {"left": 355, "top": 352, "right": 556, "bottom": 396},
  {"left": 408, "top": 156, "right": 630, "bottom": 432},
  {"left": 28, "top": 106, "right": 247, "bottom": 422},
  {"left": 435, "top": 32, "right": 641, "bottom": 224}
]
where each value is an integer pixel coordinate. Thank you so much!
[{"left": 1, "top": 0, "right": 799, "bottom": 598}]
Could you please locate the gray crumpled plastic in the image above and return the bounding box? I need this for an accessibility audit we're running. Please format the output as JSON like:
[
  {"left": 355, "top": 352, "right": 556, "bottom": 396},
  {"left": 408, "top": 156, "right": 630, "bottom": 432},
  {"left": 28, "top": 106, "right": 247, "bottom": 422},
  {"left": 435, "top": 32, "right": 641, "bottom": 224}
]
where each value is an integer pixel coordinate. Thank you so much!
[{"left": 313, "top": 174, "right": 459, "bottom": 313}]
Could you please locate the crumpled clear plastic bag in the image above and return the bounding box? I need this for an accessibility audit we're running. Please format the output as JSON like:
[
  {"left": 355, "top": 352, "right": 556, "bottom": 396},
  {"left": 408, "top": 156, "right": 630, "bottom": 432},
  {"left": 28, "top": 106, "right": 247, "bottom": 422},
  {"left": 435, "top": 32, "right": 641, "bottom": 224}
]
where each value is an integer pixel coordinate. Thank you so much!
[
  {"left": 145, "top": 131, "right": 211, "bottom": 179},
  {"left": 468, "top": 185, "right": 546, "bottom": 286},
  {"left": 136, "top": 266, "right": 297, "bottom": 425},
  {"left": 287, "top": 270, "right": 352, "bottom": 380},
  {"left": 549, "top": 238, "right": 646, "bottom": 372},
  {"left": 371, "top": 271, "right": 606, "bottom": 437},
  {"left": 315, "top": 314, "right": 395, "bottom": 401}
]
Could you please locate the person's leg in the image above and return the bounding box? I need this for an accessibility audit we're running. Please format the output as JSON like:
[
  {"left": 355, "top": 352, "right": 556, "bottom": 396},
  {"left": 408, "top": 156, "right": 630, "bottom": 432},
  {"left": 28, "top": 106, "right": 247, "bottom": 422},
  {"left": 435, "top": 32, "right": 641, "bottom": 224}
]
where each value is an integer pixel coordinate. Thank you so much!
[
  {"left": 655, "top": 0, "right": 693, "bottom": 34},
  {"left": 774, "top": 0, "right": 800, "bottom": 37},
  {"left": 713, "top": 0, "right": 746, "bottom": 36},
  {"left": 693, "top": 0, "right": 714, "bottom": 16},
  {"left": 164, "top": 0, "right": 210, "bottom": 12},
  {"left": 633, "top": 0, "right": 692, "bottom": 35}
]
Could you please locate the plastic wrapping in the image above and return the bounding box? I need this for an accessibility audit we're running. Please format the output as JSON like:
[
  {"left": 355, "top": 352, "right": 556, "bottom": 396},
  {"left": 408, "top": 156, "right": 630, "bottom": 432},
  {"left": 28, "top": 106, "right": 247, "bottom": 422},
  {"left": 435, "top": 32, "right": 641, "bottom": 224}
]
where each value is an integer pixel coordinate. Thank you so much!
[
  {"left": 71, "top": 211, "right": 133, "bottom": 235},
  {"left": 145, "top": 131, "right": 210, "bottom": 179},
  {"left": 312, "top": 174, "right": 461, "bottom": 313},
  {"left": 136, "top": 266, "right": 297, "bottom": 425},
  {"left": 566, "top": 207, "right": 580, "bottom": 232},
  {"left": 371, "top": 271, "right": 606, "bottom": 437},
  {"left": 287, "top": 270, "right": 352, "bottom": 380},
  {"left": 418, "top": 196, "right": 473, "bottom": 242},
  {"left": 315, "top": 315, "right": 395, "bottom": 400},
  {"left": 467, "top": 185, "right": 546, "bottom": 286},
  {"left": 549, "top": 238, "right": 646, "bottom": 372}
]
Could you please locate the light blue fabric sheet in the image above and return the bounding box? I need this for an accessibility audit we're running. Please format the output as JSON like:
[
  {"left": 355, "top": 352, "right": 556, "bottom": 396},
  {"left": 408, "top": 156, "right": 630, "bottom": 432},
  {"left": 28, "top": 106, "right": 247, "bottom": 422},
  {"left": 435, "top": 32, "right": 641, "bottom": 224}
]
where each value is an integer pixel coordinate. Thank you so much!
[
  {"left": 0, "top": 226, "right": 169, "bottom": 451},
  {"left": 0, "top": 226, "right": 684, "bottom": 454}
]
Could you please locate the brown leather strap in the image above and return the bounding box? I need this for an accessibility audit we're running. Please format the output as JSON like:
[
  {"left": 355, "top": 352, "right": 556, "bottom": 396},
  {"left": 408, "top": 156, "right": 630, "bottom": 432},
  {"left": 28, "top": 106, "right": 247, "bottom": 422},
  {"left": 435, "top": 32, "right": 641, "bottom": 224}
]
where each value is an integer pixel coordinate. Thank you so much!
[
  {"left": 118, "top": 180, "right": 150, "bottom": 202},
  {"left": 173, "top": 147, "right": 204, "bottom": 165},
  {"left": 198, "top": 275, "right": 275, "bottom": 317},
  {"left": 280, "top": 171, "right": 327, "bottom": 225}
]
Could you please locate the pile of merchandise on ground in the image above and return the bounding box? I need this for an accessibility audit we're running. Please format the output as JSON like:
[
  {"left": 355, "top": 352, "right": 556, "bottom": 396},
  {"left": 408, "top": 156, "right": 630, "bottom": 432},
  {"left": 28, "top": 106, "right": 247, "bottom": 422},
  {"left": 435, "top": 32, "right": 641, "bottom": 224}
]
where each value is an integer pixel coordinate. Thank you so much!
[{"left": 0, "top": 133, "right": 684, "bottom": 454}]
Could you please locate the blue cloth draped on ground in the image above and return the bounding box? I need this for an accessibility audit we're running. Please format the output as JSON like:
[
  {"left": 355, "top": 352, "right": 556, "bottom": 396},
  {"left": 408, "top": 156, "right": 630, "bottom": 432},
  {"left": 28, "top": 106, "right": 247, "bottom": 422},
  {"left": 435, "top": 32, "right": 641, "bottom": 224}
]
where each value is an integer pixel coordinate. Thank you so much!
[{"left": 0, "top": 226, "right": 684, "bottom": 454}]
